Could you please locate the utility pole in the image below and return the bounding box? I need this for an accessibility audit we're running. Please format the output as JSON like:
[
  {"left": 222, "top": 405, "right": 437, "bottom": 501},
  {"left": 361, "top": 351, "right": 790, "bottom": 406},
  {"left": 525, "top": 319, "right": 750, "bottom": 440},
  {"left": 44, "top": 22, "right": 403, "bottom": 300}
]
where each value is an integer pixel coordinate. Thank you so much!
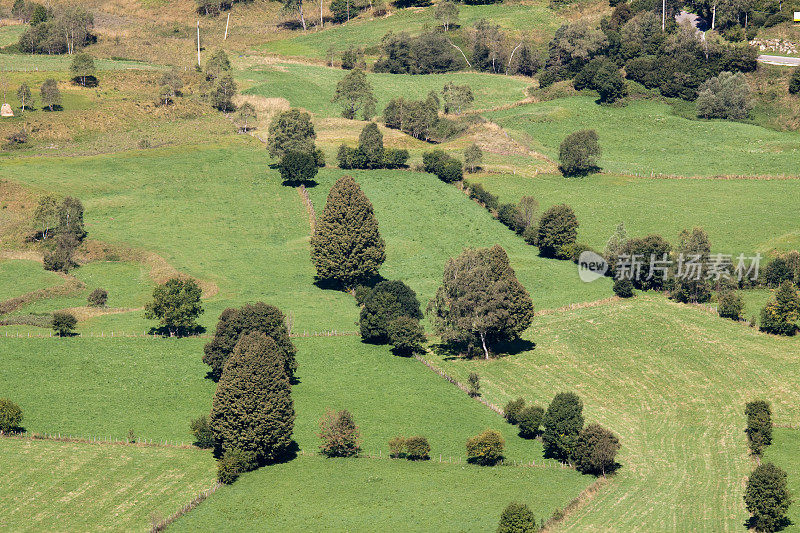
[
  {"left": 224, "top": 13, "right": 230, "bottom": 40},
  {"left": 662, "top": 0, "right": 666, "bottom": 31},
  {"left": 197, "top": 20, "right": 201, "bottom": 68}
]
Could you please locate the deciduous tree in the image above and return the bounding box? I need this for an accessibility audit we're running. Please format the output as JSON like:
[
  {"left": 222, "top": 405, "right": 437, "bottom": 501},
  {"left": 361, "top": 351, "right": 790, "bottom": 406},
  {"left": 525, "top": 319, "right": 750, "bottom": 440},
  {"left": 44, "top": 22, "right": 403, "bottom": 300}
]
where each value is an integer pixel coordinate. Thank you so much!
[
  {"left": 267, "top": 109, "right": 317, "bottom": 159},
  {"left": 332, "top": 68, "right": 376, "bottom": 120},
  {"left": 144, "top": 278, "right": 204, "bottom": 337},
  {"left": 542, "top": 392, "right": 584, "bottom": 462},
  {"left": 744, "top": 463, "right": 791, "bottom": 532}
]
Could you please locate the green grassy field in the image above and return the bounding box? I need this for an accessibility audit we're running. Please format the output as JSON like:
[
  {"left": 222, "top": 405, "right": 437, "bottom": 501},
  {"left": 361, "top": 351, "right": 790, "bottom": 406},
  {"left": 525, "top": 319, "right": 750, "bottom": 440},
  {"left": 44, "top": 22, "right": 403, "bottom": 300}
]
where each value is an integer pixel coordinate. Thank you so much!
[
  {"left": 242, "top": 62, "right": 531, "bottom": 117},
  {"left": 0, "top": 437, "right": 216, "bottom": 532},
  {"left": 0, "top": 24, "right": 25, "bottom": 47},
  {"left": 172, "top": 454, "right": 587, "bottom": 532},
  {"left": 261, "top": 1, "right": 563, "bottom": 59},
  {"left": 0, "top": 259, "right": 63, "bottom": 300},
  {"left": 429, "top": 294, "right": 800, "bottom": 531},
  {"left": 763, "top": 428, "right": 800, "bottom": 532},
  {"left": 0, "top": 333, "right": 562, "bottom": 462},
  {"left": 468, "top": 173, "right": 800, "bottom": 254},
  {"left": 488, "top": 96, "right": 800, "bottom": 177}
]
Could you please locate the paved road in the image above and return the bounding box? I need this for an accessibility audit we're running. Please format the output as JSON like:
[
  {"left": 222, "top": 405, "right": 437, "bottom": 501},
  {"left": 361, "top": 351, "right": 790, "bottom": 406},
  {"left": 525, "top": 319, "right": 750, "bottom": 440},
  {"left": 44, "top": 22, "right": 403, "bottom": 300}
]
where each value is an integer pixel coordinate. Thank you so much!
[{"left": 758, "top": 54, "right": 800, "bottom": 66}]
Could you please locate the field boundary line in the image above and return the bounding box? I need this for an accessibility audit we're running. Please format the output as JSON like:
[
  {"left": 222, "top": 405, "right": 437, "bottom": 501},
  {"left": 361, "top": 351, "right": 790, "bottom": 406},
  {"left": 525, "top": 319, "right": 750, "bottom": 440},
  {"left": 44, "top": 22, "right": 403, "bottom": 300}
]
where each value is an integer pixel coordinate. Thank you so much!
[
  {"left": 605, "top": 170, "right": 800, "bottom": 181},
  {"left": 535, "top": 296, "right": 620, "bottom": 317},
  {"left": 298, "top": 184, "right": 317, "bottom": 232},
  {"left": 150, "top": 481, "right": 223, "bottom": 533},
  {"left": 295, "top": 448, "right": 569, "bottom": 469},
  {"left": 1, "top": 430, "right": 195, "bottom": 449},
  {"left": 540, "top": 475, "right": 613, "bottom": 532},
  {"left": 0, "top": 329, "right": 359, "bottom": 339}
]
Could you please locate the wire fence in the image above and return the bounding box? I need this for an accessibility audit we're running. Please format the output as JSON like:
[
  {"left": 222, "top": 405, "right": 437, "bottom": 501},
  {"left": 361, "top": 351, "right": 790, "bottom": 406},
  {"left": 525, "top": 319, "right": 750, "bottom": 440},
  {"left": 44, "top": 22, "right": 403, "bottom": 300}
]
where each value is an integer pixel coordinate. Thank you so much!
[
  {"left": 2, "top": 430, "right": 193, "bottom": 449},
  {"left": 296, "top": 448, "right": 569, "bottom": 469},
  {"left": 1, "top": 329, "right": 359, "bottom": 339},
  {"left": 150, "top": 482, "right": 222, "bottom": 533}
]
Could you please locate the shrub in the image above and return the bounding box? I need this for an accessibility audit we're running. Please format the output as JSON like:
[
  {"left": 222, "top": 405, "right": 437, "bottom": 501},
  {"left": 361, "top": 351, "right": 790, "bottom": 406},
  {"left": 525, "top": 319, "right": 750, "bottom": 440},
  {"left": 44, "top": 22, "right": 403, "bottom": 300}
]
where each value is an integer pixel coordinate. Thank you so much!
[
  {"left": 279, "top": 150, "right": 318, "bottom": 184},
  {"left": 144, "top": 277, "right": 204, "bottom": 337},
  {"left": 559, "top": 129, "right": 601, "bottom": 176},
  {"left": 360, "top": 280, "right": 423, "bottom": 343},
  {"left": 318, "top": 409, "right": 361, "bottom": 457},
  {"left": 613, "top": 278, "right": 634, "bottom": 298},
  {"left": 695, "top": 71, "right": 753, "bottom": 120},
  {"left": 504, "top": 397, "right": 526, "bottom": 425},
  {"left": 190, "top": 414, "right": 215, "bottom": 448},
  {"left": 467, "top": 372, "right": 480, "bottom": 397},
  {"left": 745, "top": 401, "right": 773, "bottom": 455},
  {"left": 217, "top": 448, "right": 257, "bottom": 485},
  {"left": 464, "top": 143, "right": 483, "bottom": 173},
  {"left": 542, "top": 392, "right": 584, "bottom": 462},
  {"left": 388, "top": 435, "right": 406, "bottom": 458},
  {"left": 52, "top": 311, "right": 77, "bottom": 336},
  {"left": 762, "top": 257, "right": 793, "bottom": 287},
  {"left": 383, "top": 148, "right": 409, "bottom": 168},
  {"left": 438, "top": 158, "right": 463, "bottom": 183},
  {"left": 468, "top": 183, "right": 498, "bottom": 210},
  {"left": 718, "top": 290, "right": 744, "bottom": 320},
  {"left": 498, "top": 203, "right": 522, "bottom": 232},
  {"left": 759, "top": 281, "right": 800, "bottom": 336},
  {"left": 790, "top": 68, "right": 800, "bottom": 96},
  {"left": 0, "top": 398, "right": 23, "bottom": 433},
  {"left": 573, "top": 423, "right": 621, "bottom": 476},
  {"left": 536, "top": 204, "right": 579, "bottom": 259},
  {"left": 744, "top": 463, "right": 791, "bottom": 533},
  {"left": 388, "top": 316, "right": 426, "bottom": 355},
  {"left": 87, "top": 288, "right": 108, "bottom": 307},
  {"left": 518, "top": 405, "right": 544, "bottom": 439},
  {"left": 405, "top": 436, "right": 431, "bottom": 460},
  {"left": 497, "top": 502, "right": 538, "bottom": 533},
  {"left": 466, "top": 429, "right": 505, "bottom": 465}
]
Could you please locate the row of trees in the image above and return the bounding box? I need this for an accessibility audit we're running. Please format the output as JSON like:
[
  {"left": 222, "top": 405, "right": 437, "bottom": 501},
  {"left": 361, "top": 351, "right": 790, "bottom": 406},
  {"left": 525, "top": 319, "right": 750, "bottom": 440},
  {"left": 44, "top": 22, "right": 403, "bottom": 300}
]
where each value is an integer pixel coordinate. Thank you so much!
[
  {"left": 337, "top": 122, "right": 409, "bottom": 169},
  {"left": 13, "top": 79, "right": 62, "bottom": 113},
  {"left": 17, "top": 3, "right": 94, "bottom": 55}
]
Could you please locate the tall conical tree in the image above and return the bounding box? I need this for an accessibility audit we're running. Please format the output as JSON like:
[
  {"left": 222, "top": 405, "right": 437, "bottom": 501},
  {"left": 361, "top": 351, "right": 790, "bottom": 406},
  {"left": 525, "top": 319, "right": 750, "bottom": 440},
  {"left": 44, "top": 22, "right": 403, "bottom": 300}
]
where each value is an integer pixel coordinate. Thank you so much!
[
  {"left": 311, "top": 175, "right": 386, "bottom": 288},
  {"left": 203, "top": 302, "right": 296, "bottom": 382},
  {"left": 358, "top": 122, "right": 384, "bottom": 169},
  {"left": 210, "top": 332, "right": 295, "bottom": 464}
]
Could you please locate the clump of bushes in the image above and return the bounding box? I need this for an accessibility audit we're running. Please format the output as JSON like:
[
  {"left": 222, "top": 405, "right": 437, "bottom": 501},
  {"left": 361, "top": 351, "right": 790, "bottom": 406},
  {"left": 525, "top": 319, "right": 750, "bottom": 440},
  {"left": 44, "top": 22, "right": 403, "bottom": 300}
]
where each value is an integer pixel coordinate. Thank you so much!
[
  {"left": 695, "top": 71, "right": 753, "bottom": 120},
  {"left": 745, "top": 400, "right": 772, "bottom": 456},
  {"left": 467, "top": 372, "right": 480, "bottom": 397},
  {"left": 613, "top": 278, "right": 634, "bottom": 298},
  {"left": 559, "top": 129, "right": 601, "bottom": 176},
  {"left": 422, "top": 150, "right": 463, "bottom": 183},
  {"left": 466, "top": 429, "right": 504, "bottom": 465},
  {"left": 52, "top": 311, "right": 77, "bottom": 336},
  {"left": 337, "top": 122, "right": 409, "bottom": 170},
  {"left": 190, "top": 414, "right": 215, "bottom": 449},
  {"left": 504, "top": 397, "right": 526, "bottom": 425},
  {"left": 0, "top": 398, "right": 23, "bottom": 433},
  {"left": 717, "top": 290, "right": 744, "bottom": 321},
  {"left": 279, "top": 150, "right": 319, "bottom": 185},
  {"left": 572, "top": 423, "right": 621, "bottom": 476},
  {"left": 318, "top": 409, "right": 361, "bottom": 457},
  {"left": 497, "top": 502, "right": 539, "bottom": 533},
  {"left": 532, "top": 204, "right": 579, "bottom": 259},
  {"left": 404, "top": 436, "right": 431, "bottom": 460},
  {"left": 359, "top": 280, "right": 425, "bottom": 354},
  {"left": 217, "top": 448, "right": 256, "bottom": 485},
  {"left": 467, "top": 182, "right": 498, "bottom": 210},
  {"left": 87, "top": 288, "right": 108, "bottom": 307},
  {"left": 759, "top": 281, "right": 800, "bottom": 336},
  {"left": 518, "top": 406, "right": 545, "bottom": 439}
]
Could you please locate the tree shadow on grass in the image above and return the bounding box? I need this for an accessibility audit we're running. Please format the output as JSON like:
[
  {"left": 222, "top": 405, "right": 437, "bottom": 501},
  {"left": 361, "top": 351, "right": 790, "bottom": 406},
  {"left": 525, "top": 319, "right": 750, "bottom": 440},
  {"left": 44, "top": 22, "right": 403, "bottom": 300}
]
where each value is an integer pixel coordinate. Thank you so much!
[
  {"left": 282, "top": 179, "right": 318, "bottom": 188},
  {"left": 431, "top": 338, "right": 536, "bottom": 361},
  {"left": 744, "top": 516, "right": 791, "bottom": 532},
  {"left": 559, "top": 165, "right": 602, "bottom": 178},
  {"left": 147, "top": 324, "right": 207, "bottom": 337},
  {"left": 312, "top": 273, "right": 386, "bottom": 293}
]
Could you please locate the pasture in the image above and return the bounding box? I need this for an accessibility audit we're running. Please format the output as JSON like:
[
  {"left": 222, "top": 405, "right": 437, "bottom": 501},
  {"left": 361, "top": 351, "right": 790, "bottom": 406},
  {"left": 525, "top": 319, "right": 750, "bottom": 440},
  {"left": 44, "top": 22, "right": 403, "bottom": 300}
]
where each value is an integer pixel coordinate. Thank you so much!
[
  {"left": 488, "top": 96, "right": 800, "bottom": 177},
  {"left": 172, "top": 454, "right": 589, "bottom": 532},
  {"left": 763, "top": 428, "right": 800, "bottom": 532},
  {"left": 0, "top": 437, "right": 216, "bottom": 532},
  {"left": 0, "top": 259, "right": 63, "bottom": 300},
  {"left": 467, "top": 173, "right": 800, "bottom": 254},
  {"left": 429, "top": 294, "right": 800, "bottom": 531}
]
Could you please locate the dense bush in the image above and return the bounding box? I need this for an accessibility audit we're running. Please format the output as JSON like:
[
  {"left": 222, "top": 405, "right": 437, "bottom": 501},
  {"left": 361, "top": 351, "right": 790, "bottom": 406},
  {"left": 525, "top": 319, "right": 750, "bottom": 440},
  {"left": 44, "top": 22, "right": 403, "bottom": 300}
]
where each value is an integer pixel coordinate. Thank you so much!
[
  {"left": 404, "top": 436, "right": 431, "bottom": 460},
  {"left": 217, "top": 448, "right": 257, "bottom": 485},
  {"left": 498, "top": 203, "right": 523, "bottom": 233},
  {"left": 468, "top": 183, "right": 499, "bottom": 210},
  {"left": 613, "top": 278, "right": 634, "bottom": 298},
  {"left": 790, "top": 68, "right": 800, "bottom": 95},
  {"left": 279, "top": 150, "right": 318, "bottom": 184},
  {"left": 718, "top": 290, "right": 744, "bottom": 320},
  {"left": 52, "top": 311, "right": 77, "bottom": 336},
  {"left": 388, "top": 316, "right": 426, "bottom": 355},
  {"left": 573, "top": 423, "right": 621, "bottom": 476},
  {"left": 388, "top": 435, "right": 406, "bottom": 458},
  {"left": 318, "top": 409, "right": 361, "bottom": 457},
  {"left": 504, "top": 397, "right": 526, "bottom": 425},
  {"left": 762, "top": 257, "right": 794, "bottom": 287},
  {"left": 190, "top": 414, "right": 215, "bottom": 448},
  {"left": 745, "top": 400, "right": 772, "bottom": 455},
  {"left": 267, "top": 109, "right": 317, "bottom": 159},
  {"left": 360, "top": 280, "right": 423, "bottom": 343},
  {"left": 536, "top": 204, "right": 579, "bottom": 259},
  {"left": 468, "top": 372, "right": 481, "bottom": 397},
  {"left": 87, "top": 288, "right": 108, "bottom": 307},
  {"left": 518, "top": 405, "right": 544, "bottom": 439},
  {"left": 759, "top": 281, "right": 800, "bottom": 336},
  {"left": 422, "top": 150, "right": 463, "bottom": 183},
  {"left": 559, "top": 129, "right": 601, "bottom": 176},
  {"left": 338, "top": 122, "right": 408, "bottom": 170},
  {"left": 617, "top": 234, "right": 672, "bottom": 291},
  {"left": 374, "top": 31, "right": 462, "bottom": 74},
  {"left": 497, "top": 502, "right": 538, "bottom": 533},
  {"left": 542, "top": 392, "right": 584, "bottom": 462},
  {"left": 744, "top": 463, "right": 791, "bottom": 533},
  {"left": 466, "top": 429, "right": 505, "bottom": 465},
  {"left": 0, "top": 398, "right": 23, "bottom": 433},
  {"left": 695, "top": 71, "right": 753, "bottom": 120},
  {"left": 383, "top": 94, "right": 440, "bottom": 141}
]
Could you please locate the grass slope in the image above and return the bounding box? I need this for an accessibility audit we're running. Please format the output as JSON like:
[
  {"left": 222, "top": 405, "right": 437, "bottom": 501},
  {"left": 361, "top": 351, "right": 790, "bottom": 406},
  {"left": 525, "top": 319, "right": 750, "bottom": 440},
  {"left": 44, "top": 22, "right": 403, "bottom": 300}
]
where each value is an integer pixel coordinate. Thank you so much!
[
  {"left": 172, "top": 455, "right": 587, "bottom": 532},
  {"left": 430, "top": 294, "right": 800, "bottom": 531},
  {"left": 0, "top": 437, "right": 215, "bottom": 532},
  {"left": 242, "top": 62, "right": 530, "bottom": 118},
  {"left": 468, "top": 173, "right": 800, "bottom": 254},
  {"left": 763, "top": 428, "right": 800, "bottom": 532},
  {"left": 0, "top": 259, "right": 63, "bottom": 300},
  {"left": 488, "top": 96, "right": 800, "bottom": 177},
  {"left": 261, "top": 2, "right": 563, "bottom": 59}
]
